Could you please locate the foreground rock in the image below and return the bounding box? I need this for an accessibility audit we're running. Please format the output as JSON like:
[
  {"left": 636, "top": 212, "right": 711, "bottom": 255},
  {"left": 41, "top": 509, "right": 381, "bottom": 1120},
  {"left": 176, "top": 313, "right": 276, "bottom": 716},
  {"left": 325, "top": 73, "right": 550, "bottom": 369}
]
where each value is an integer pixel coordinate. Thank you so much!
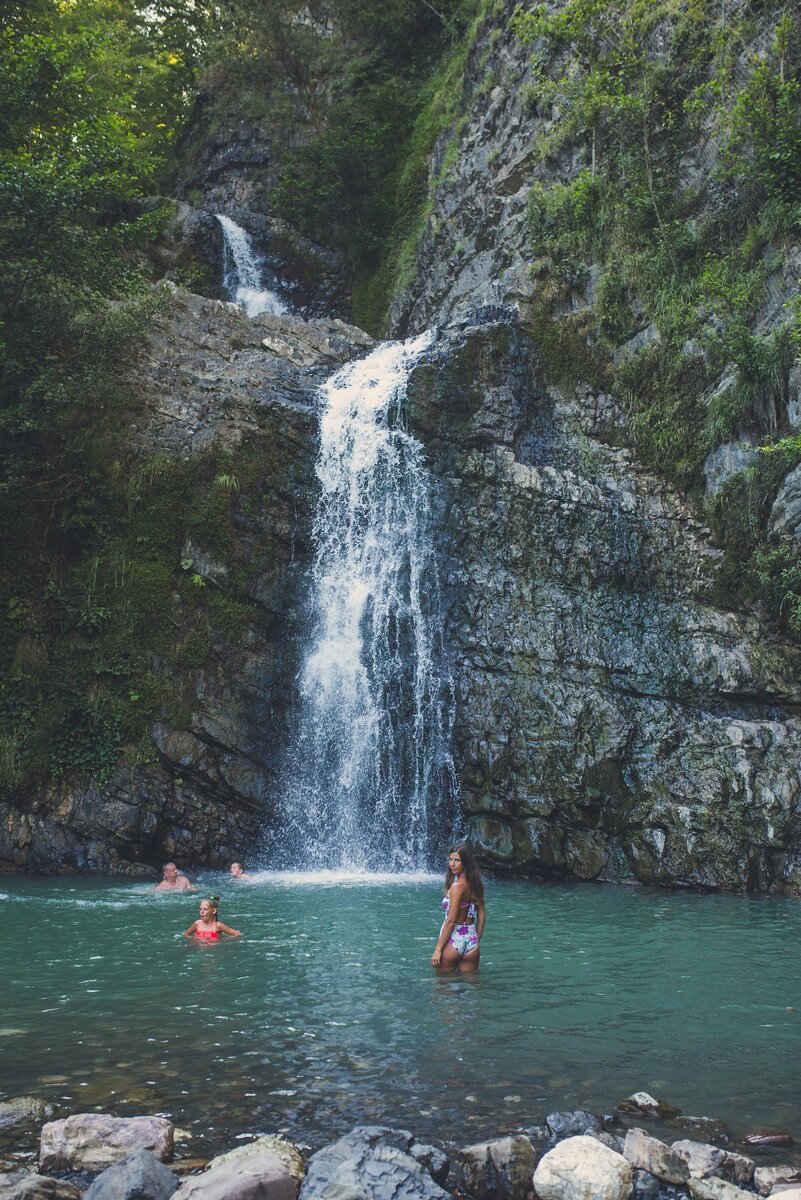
[
  {"left": 671, "top": 1141, "right": 753, "bottom": 1185},
  {"left": 40, "top": 1115, "right": 174, "bottom": 1173},
  {"left": 0, "top": 1175, "right": 80, "bottom": 1200},
  {"left": 753, "top": 1164, "right": 801, "bottom": 1194},
  {"left": 84, "top": 1149, "right": 179, "bottom": 1200},
  {"left": 623, "top": 1129, "right": 689, "bottom": 1185},
  {"left": 455, "top": 1134, "right": 537, "bottom": 1199},
  {"left": 299, "top": 1126, "right": 450, "bottom": 1200},
  {"left": 532, "top": 1134, "right": 633, "bottom": 1200},
  {"left": 173, "top": 1137, "right": 297, "bottom": 1200},
  {"left": 687, "top": 1179, "right": 754, "bottom": 1200}
]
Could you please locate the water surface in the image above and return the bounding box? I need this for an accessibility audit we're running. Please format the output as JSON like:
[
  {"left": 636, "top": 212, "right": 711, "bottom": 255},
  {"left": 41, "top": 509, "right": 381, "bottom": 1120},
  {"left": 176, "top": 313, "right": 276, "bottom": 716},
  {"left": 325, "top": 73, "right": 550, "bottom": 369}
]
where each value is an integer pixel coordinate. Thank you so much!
[{"left": 1, "top": 875, "right": 799, "bottom": 1163}]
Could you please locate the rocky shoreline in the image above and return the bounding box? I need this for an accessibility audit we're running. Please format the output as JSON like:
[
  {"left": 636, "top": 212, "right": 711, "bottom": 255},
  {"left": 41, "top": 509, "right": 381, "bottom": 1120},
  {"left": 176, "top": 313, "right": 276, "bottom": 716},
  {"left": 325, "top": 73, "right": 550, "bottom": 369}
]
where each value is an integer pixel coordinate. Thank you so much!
[{"left": 2, "top": 1092, "right": 799, "bottom": 1200}]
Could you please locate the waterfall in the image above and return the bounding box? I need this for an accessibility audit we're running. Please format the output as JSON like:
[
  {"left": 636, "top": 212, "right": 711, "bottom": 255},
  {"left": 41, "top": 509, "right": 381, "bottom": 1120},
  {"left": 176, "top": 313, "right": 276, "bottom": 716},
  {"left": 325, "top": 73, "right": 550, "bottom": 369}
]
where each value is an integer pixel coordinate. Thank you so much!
[
  {"left": 215, "top": 214, "right": 288, "bottom": 318},
  {"left": 272, "top": 332, "right": 457, "bottom": 872}
]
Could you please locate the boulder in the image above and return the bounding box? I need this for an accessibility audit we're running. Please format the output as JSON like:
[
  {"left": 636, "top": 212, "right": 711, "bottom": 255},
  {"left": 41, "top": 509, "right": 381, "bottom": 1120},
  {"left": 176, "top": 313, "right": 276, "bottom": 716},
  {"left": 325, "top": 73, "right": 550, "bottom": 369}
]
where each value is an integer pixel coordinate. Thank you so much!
[
  {"left": 455, "top": 1134, "right": 537, "bottom": 1199},
  {"left": 173, "top": 1138, "right": 296, "bottom": 1200},
  {"left": 532, "top": 1134, "right": 633, "bottom": 1200},
  {"left": 688, "top": 1179, "right": 756, "bottom": 1200},
  {"left": 299, "top": 1127, "right": 450, "bottom": 1200},
  {"left": 616, "top": 1094, "right": 681, "bottom": 1122},
  {"left": 0, "top": 1174, "right": 81, "bottom": 1200},
  {"left": 623, "top": 1129, "right": 689, "bottom": 1184},
  {"left": 671, "top": 1141, "right": 753, "bottom": 1185},
  {"left": 83, "top": 1149, "right": 179, "bottom": 1200},
  {"left": 753, "top": 1164, "right": 801, "bottom": 1195},
  {"left": 766, "top": 1191, "right": 801, "bottom": 1199},
  {"left": 546, "top": 1113, "right": 602, "bottom": 1140},
  {"left": 40, "top": 1115, "right": 174, "bottom": 1173}
]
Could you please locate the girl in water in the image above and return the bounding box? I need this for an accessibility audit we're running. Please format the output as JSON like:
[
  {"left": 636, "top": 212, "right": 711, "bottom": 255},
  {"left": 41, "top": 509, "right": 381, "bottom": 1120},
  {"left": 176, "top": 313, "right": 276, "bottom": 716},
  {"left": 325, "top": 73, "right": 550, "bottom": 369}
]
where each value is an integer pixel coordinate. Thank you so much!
[
  {"left": 431, "top": 843, "right": 485, "bottom": 973},
  {"left": 184, "top": 896, "right": 241, "bottom": 940}
]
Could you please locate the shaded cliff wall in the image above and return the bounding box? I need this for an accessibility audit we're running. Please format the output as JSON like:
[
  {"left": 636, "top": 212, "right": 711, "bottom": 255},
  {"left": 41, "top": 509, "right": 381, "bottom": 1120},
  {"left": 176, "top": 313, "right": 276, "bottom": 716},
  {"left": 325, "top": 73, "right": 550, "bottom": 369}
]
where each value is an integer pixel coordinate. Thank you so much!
[{"left": 408, "top": 324, "right": 801, "bottom": 889}]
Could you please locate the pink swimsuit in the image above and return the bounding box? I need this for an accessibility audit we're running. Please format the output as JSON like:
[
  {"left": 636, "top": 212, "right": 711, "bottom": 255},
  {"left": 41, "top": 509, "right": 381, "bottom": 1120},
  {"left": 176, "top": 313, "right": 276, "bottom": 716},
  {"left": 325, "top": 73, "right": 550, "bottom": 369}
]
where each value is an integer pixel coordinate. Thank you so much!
[
  {"left": 195, "top": 923, "right": 220, "bottom": 939},
  {"left": 441, "top": 896, "right": 479, "bottom": 956}
]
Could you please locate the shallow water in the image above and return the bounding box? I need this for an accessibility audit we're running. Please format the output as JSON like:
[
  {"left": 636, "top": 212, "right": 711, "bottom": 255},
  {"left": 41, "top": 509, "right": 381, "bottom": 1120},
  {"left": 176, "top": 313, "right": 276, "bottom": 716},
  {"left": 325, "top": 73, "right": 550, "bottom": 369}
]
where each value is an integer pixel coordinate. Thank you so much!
[{"left": 1, "top": 875, "right": 800, "bottom": 1163}]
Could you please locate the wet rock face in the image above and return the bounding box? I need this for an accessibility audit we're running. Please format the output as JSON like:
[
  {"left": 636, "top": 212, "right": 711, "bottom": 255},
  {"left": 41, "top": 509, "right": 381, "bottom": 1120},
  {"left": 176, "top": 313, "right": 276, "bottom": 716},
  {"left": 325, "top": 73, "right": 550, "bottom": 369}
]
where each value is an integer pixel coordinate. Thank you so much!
[
  {"left": 408, "top": 322, "right": 801, "bottom": 890},
  {"left": 388, "top": 4, "right": 540, "bottom": 337},
  {"left": 0, "top": 290, "right": 373, "bottom": 874}
]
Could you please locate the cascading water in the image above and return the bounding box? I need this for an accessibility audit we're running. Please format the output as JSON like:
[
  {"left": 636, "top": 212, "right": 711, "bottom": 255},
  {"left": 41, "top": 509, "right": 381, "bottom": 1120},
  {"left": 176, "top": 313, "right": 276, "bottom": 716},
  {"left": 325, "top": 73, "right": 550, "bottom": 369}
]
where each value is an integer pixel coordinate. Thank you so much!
[
  {"left": 216, "top": 214, "right": 288, "bottom": 318},
  {"left": 272, "top": 332, "right": 457, "bottom": 871}
]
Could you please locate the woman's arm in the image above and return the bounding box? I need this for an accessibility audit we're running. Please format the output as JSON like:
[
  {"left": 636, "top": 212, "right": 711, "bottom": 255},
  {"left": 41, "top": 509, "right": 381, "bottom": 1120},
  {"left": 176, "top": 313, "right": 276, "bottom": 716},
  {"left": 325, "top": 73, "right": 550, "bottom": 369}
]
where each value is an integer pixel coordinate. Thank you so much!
[
  {"left": 183, "top": 921, "right": 199, "bottom": 937},
  {"left": 431, "top": 880, "right": 467, "bottom": 966},
  {"left": 476, "top": 902, "right": 486, "bottom": 941},
  {"left": 217, "top": 922, "right": 241, "bottom": 937}
]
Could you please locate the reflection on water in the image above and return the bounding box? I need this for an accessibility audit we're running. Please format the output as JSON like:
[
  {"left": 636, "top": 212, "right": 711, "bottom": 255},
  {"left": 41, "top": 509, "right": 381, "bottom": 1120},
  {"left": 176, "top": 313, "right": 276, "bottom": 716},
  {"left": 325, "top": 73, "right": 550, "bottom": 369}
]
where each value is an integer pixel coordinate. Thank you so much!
[{"left": 1, "top": 876, "right": 800, "bottom": 1162}]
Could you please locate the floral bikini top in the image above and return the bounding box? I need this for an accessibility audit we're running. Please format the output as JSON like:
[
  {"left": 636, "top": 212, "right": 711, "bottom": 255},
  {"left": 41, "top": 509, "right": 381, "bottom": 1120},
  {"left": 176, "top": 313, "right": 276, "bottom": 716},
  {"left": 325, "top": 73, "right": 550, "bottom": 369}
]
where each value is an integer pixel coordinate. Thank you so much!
[{"left": 441, "top": 895, "right": 477, "bottom": 923}]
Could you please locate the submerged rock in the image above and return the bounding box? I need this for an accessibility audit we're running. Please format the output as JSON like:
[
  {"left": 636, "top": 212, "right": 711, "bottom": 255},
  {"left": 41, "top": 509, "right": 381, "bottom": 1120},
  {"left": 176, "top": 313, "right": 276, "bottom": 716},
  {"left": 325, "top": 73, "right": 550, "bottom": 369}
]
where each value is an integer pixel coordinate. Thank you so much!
[
  {"left": 532, "top": 1134, "right": 633, "bottom": 1200},
  {"left": 39, "top": 1115, "right": 174, "bottom": 1173},
  {"left": 742, "top": 1130, "right": 794, "bottom": 1148},
  {"left": 455, "top": 1134, "right": 537, "bottom": 1199},
  {"left": 616, "top": 1095, "right": 681, "bottom": 1122},
  {"left": 0, "top": 1097, "right": 54, "bottom": 1129}
]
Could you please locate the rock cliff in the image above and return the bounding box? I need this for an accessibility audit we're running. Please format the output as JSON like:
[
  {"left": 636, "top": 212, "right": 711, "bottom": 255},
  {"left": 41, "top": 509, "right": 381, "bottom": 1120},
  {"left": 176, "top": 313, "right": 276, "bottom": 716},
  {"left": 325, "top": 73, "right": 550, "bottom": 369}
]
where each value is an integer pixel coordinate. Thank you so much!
[{"left": 6, "top": 0, "right": 801, "bottom": 889}]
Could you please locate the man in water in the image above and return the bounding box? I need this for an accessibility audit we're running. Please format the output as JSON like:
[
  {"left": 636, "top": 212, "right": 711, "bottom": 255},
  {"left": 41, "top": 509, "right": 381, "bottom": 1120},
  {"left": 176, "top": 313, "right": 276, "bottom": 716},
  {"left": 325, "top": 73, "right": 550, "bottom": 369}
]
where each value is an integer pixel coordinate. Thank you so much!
[{"left": 154, "top": 862, "right": 195, "bottom": 891}]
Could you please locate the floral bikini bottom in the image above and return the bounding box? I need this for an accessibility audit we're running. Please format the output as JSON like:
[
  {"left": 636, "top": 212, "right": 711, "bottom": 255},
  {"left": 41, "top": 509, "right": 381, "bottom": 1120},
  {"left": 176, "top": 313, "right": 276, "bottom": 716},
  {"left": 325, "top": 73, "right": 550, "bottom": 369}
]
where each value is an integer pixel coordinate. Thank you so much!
[{"left": 448, "top": 923, "right": 479, "bottom": 956}]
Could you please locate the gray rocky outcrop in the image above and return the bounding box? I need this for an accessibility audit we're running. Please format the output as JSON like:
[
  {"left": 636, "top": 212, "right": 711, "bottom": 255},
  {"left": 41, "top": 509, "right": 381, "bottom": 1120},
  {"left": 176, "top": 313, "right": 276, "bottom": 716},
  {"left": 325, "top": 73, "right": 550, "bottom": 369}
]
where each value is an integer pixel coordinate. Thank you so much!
[
  {"left": 770, "top": 464, "right": 801, "bottom": 549},
  {"left": 406, "top": 322, "right": 801, "bottom": 888},
  {"left": 532, "top": 1134, "right": 633, "bottom": 1200},
  {"left": 299, "top": 1127, "right": 450, "bottom": 1200},
  {"left": 39, "top": 1114, "right": 174, "bottom": 1173},
  {"left": 83, "top": 1149, "right": 179, "bottom": 1200},
  {"left": 454, "top": 1134, "right": 537, "bottom": 1199}
]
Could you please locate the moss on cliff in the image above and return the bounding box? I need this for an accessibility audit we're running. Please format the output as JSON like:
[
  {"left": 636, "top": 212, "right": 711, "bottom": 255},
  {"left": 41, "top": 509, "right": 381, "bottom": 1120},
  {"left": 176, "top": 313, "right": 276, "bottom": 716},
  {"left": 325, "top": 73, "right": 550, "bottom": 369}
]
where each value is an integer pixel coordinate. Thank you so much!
[{"left": 511, "top": 0, "right": 801, "bottom": 635}]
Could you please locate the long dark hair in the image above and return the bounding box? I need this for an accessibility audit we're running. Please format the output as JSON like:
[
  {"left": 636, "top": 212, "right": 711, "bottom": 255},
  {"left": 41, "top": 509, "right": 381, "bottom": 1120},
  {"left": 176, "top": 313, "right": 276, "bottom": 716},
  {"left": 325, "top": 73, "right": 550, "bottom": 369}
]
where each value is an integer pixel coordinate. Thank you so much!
[{"left": 444, "top": 843, "right": 484, "bottom": 906}]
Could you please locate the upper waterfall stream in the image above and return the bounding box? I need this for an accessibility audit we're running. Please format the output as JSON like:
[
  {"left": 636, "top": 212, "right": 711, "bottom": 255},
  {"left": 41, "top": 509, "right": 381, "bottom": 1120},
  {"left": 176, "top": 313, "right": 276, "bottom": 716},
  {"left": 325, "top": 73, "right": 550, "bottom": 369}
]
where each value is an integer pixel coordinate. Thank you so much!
[
  {"left": 271, "top": 332, "right": 457, "bottom": 871},
  {"left": 216, "top": 213, "right": 288, "bottom": 318}
]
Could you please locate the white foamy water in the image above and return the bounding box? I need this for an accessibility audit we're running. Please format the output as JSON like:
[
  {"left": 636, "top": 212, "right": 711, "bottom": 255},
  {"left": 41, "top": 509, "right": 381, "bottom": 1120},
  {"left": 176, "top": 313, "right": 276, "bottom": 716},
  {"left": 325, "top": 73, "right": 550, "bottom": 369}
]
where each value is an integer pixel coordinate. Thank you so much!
[
  {"left": 215, "top": 214, "right": 288, "bottom": 318},
  {"left": 273, "top": 333, "right": 457, "bottom": 871}
]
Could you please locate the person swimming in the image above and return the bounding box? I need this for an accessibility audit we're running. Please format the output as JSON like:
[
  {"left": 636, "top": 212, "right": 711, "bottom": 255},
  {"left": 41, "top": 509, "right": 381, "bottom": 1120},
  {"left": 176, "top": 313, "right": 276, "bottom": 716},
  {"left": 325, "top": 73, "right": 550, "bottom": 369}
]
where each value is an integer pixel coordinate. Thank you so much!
[
  {"left": 155, "top": 862, "right": 196, "bottom": 892},
  {"left": 229, "top": 862, "right": 254, "bottom": 881},
  {"left": 431, "top": 843, "right": 486, "bottom": 973},
  {"left": 184, "top": 896, "right": 241, "bottom": 940}
]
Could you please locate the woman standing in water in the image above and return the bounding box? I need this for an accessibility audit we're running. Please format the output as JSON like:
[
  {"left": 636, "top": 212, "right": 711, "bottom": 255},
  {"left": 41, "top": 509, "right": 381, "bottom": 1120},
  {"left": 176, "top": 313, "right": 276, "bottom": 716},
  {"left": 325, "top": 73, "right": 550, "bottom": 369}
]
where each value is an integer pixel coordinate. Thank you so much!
[{"left": 431, "top": 843, "right": 485, "bottom": 973}]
